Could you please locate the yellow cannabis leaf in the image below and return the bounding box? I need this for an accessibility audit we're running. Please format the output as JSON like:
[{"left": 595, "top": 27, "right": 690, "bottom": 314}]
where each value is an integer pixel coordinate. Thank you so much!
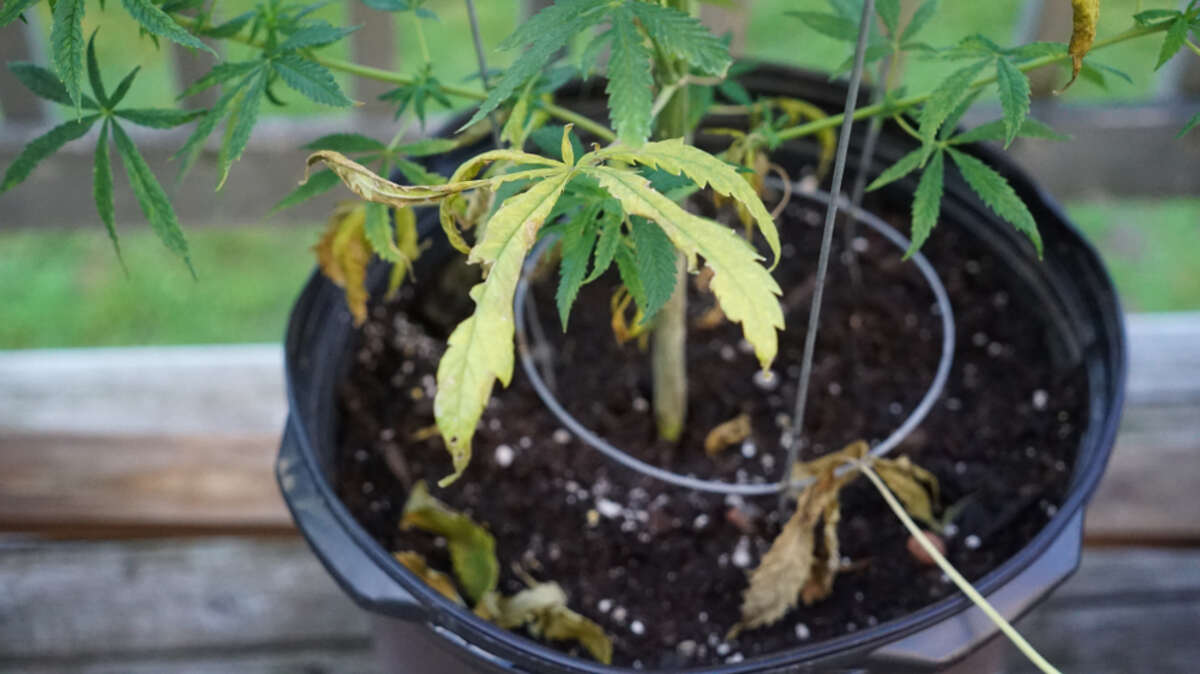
[
  {"left": 584, "top": 166, "right": 784, "bottom": 370},
  {"left": 313, "top": 202, "right": 371, "bottom": 326},
  {"left": 400, "top": 481, "right": 499, "bottom": 604},
  {"left": 393, "top": 551, "right": 464, "bottom": 605},
  {"left": 1065, "top": 0, "right": 1100, "bottom": 91},
  {"left": 476, "top": 581, "right": 613, "bottom": 665},
  {"left": 592, "top": 138, "right": 781, "bottom": 268},
  {"left": 386, "top": 206, "right": 423, "bottom": 298}
]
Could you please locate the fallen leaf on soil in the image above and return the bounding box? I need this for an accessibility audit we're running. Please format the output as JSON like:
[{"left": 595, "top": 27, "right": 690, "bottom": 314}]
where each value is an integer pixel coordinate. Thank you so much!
[
  {"left": 704, "top": 413, "right": 752, "bottom": 456},
  {"left": 476, "top": 580, "right": 613, "bottom": 665},
  {"left": 393, "top": 551, "right": 464, "bottom": 604},
  {"left": 401, "top": 481, "right": 499, "bottom": 604}
]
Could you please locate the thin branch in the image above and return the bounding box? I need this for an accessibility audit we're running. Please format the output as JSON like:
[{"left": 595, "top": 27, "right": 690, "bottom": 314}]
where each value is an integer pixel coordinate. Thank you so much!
[{"left": 854, "top": 459, "right": 1062, "bottom": 674}]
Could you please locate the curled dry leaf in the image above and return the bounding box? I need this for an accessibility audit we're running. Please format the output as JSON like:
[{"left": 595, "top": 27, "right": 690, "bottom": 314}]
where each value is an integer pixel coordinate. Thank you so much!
[
  {"left": 476, "top": 581, "right": 613, "bottom": 665},
  {"left": 393, "top": 551, "right": 464, "bottom": 605},
  {"left": 704, "top": 412, "right": 752, "bottom": 456},
  {"left": 610, "top": 286, "right": 649, "bottom": 346},
  {"left": 400, "top": 481, "right": 499, "bottom": 604},
  {"left": 1065, "top": 0, "right": 1099, "bottom": 91},
  {"left": 874, "top": 455, "right": 941, "bottom": 529},
  {"left": 313, "top": 202, "right": 371, "bottom": 325},
  {"left": 386, "top": 206, "right": 424, "bottom": 298}
]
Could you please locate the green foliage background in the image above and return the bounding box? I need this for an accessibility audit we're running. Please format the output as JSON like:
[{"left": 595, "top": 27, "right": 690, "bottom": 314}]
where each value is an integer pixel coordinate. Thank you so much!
[{"left": 1, "top": 0, "right": 1196, "bottom": 350}]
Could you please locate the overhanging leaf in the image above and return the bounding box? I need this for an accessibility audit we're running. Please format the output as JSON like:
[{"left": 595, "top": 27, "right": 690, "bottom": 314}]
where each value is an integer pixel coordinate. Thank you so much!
[
  {"left": 593, "top": 139, "right": 781, "bottom": 268},
  {"left": 93, "top": 121, "right": 124, "bottom": 267},
  {"left": 401, "top": 481, "right": 499, "bottom": 604},
  {"left": 907, "top": 150, "right": 944, "bottom": 257},
  {"left": 1, "top": 115, "right": 99, "bottom": 193},
  {"left": 585, "top": 166, "right": 783, "bottom": 370},
  {"left": 434, "top": 171, "right": 572, "bottom": 485},
  {"left": 313, "top": 202, "right": 371, "bottom": 325},
  {"left": 111, "top": 122, "right": 194, "bottom": 274},
  {"left": 121, "top": 0, "right": 217, "bottom": 55},
  {"left": 607, "top": 6, "right": 654, "bottom": 146},
  {"left": 946, "top": 148, "right": 1042, "bottom": 257},
  {"left": 51, "top": 0, "right": 86, "bottom": 109},
  {"left": 994, "top": 57, "right": 1030, "bottom": 148}
]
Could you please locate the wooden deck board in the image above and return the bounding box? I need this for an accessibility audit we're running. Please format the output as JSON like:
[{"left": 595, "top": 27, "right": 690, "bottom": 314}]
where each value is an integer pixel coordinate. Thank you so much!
[
  {"left": 1, "top": 314, "right": 1197, "bottom": 542},
  {"left": 1, "top": 538, "right": 1196, "bottom": 672}
]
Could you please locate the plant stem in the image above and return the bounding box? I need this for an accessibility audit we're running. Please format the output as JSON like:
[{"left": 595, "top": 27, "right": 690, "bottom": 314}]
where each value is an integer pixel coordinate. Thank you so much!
[
  {"left": 854, "top": 459, "right": 1062, "bottom": 674},
  {"left": 171, "top": 14, "right": 618, "bottom": 142},
  {"left": 773, "top": 21, "right": 1171, "bottom": 143},
  {"left": 649, "top": 0, "right": 695, "bottom": 443},
  {"left": 412, "top": 12, "right": 432, "bottom": 66}
]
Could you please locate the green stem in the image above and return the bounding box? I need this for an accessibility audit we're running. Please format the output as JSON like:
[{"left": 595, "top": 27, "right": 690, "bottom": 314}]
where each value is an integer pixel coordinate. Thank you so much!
[
  {"left": 171, "top": 14, "right": 618, "bottom": 142},
  {"left": 412, "top": 11, "right": 431, "bottom": 66},
  {"left": 648, "top": 0, "right": 695, "bottom": 443},
  {"left": 774, "top": 21, "right": 1171, "bottom": 143}
]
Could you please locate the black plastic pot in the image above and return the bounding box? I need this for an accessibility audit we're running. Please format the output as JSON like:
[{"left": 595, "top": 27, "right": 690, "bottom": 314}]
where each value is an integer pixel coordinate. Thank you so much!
[{"left": 277, "top": 65, "right": 1126, "bottom": 672}]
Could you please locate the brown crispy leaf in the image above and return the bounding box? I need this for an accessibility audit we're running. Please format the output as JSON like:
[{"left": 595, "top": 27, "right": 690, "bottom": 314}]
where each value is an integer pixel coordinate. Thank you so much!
[
  {"left": 1065, "top": 0, "right": 1099, "bottom": 91},
  {"left": 393, "top": 551, "right": 464, "bottom": 605},
  {"left": 704, "top": 412, "right": 752, "bottom": 456},
  {"left": 801, "top": 496, "right": 842, "bottom": 605},
  {"left": 313, "top": 202, "right": 371, "bottom": 325}
]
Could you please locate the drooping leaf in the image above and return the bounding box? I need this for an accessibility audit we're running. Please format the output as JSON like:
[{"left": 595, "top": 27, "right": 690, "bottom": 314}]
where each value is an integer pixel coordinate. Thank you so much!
[
  {"left": 177, "top": 60, "right": 261, "bottom": 100},
  {"left": 583, "top": 203, "right": 622, "bottom": 284},
  {"left": 116, "top": 108, "right": 205, "bottom": 128},
  {"left": 400, "top": 481, "right": 499, "bottom": 604},
  {"left": 994, "top": 57, "right": 1030, "bottom": 148},
  {"left": 386, "top": 206, "right": 421, "bottom": 296},
  {"left": 593, "top": 138, "right": 781, "bottom": 267},
  {"left": 555, "top": 204, "right": 601, "bottom": 330},
  {"left": 270, "top": 168, "right": 339, "bottom": 215},
  {"left": 607, "top": 6, "right": 654, "bottom": 146},
  {"left": 630, "top": 216, "right": 677, "bottom": 323},
  {"left": 313, "top": 202, "right": 371, "bottom": 324},
  {"left": 272, "top": 52, "right": 353, "bottom": 107},
  {"left": 201, "top": 10, "right": 255, "bottom": 38},
  {"left": 874, "top": 456, "right": 941, "bottom": 528},
  {"left": 627, "top": 0, "right": 730, "bottom": 76},
  {"left": 92, "top": 121, "right": 123, "bottom": 266},
  {"left": 585, "top": 166, "right": 783, "bottom": 370},
  {"left": 111, "top": 122, "right": 194, "bottom": 273},
  {"left": 51, "top": 0, "right": 87, "bottom": 109},
  {"left": 120, "top": 0, "right": 216, "bottom": 55},
  {"left": 434, "top": 172, "right": 572, "bottom": 485},
  {"left": 907, "top": 150, "right": 944, "bottom": 257},
  {"left": 309, "top": 149, "right": 558, "bottom": 209},
  {"left": 918, "top": 59, "right": 990, "bottom": 143},
  {"left": 86, "top": 31, "right": 108, "bottom": 106},
  {"left": 1, "top": 115, "right": 99, "bottom": 193},
  {"left": 174, "top": 75, "right": 253, "bottom": 180},
  {"left": 787, "top": 11, "right": 859, "bottom": 42},
  {"left": 946, "top": 148, "right": 1042, "bottom": 257},
  {"left": 393, "top": 551, "right": 464, "bottom": 605}
]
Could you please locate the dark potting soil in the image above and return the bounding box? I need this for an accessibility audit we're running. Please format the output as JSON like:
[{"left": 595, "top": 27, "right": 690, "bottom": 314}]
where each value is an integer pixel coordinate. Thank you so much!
[{"left": 335, "top": 195, "right": 1086, "bottom": 669}]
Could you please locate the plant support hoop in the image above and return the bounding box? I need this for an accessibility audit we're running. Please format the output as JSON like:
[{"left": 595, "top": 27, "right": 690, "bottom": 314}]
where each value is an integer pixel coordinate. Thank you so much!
[{"left": 514, "top": 186, "right": 956, "bottom": 496}]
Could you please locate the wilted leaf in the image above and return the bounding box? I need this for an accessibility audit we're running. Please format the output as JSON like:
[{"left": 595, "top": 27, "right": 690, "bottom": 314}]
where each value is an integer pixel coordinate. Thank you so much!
[
  {"left": 476, "top": 581, "right": 613, "bottom": 665},
  {"left": 584, "top": 166, "right": 783, "bottom": 371},
  {"left": 1065, "top": 0, "right": 1099, "bottom": 90},
  {"left": 875, "top": 456, "right": 941, "bottom": 528},
  {"left": 313, "top": 202, "right": 371, "bottom": 325},
  {"left": 386, "top": 206, "right": 422, "bottom": 297},
  {"left": 401, "top": 481, "right": 499, "bottom": 603},
  {"left": 393, "top": 551, "right": 464, "bottom": 605},
  {"left": 704, "top": 412, "right": 752, "bottom": 456}
]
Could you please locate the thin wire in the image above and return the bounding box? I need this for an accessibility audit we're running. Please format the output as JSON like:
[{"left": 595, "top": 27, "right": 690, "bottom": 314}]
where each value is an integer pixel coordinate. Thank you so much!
[
  {"left": 513, "top": 185, "right": 956, "bottom": 496},
  {"left": 779, "top": 0, "right": 876, "bottom": 502},
  {"left": 845, "top": 51, "right": 892, "bottom": 287},
  {"left": 464, "top": 0, "right": 501, "bottom": 148}
]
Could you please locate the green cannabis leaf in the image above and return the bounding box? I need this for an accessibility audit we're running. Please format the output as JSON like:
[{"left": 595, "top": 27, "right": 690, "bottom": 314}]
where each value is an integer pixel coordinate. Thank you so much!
[{"left": 946, "top": 148, "right": 1042, "bottom": 257}]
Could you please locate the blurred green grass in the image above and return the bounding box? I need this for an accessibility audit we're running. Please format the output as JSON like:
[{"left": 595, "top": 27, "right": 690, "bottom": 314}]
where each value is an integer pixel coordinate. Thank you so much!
[
  {"left": 2, "top": 0, "right": 1195, "bottom": 349},
  {"left": 2, "top": 197, "right": 1196, "bottom": 349}
]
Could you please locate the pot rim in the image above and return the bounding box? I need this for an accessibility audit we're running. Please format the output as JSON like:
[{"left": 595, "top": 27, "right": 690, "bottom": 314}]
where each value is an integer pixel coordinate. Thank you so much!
[{"left": 281, "top": 63, "right": 1129, "bottom": 672}]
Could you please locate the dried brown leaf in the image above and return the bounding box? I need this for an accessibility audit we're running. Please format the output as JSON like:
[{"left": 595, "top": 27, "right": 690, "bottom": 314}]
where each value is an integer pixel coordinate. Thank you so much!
[
  {"left": 875, "top": 456, "right": 941, "bottom": 529},
  {"left": 393, "top": 551, "right": 464, "bottom": 605},
  {"left": 313, "top": 202, "right": 371, "bottom": 325},
  {"left": 1065, "top": 0, "right": 1099, "bottom": 91},
  {"left": 801, "top": 496, "right": 841, "bottom": 605},
  {"left": 704, "top": 412, "right": 752, "bottom": 456}
]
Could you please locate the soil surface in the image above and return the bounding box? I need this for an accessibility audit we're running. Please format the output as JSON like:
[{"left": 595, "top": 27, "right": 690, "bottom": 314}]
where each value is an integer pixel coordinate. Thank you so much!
[{"left": 335, "top": 194, "right": 1086, "bottom": 669}]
